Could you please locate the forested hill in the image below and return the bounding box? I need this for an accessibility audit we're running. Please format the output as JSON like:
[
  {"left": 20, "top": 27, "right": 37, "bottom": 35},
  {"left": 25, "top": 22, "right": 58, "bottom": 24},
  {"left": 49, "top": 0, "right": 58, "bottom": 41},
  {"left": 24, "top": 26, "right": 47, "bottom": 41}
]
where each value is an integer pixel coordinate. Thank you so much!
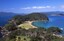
[
  {"left": 13, "top": 13, "right": 49, "bottom": 20},
  {"left": 12, "top": 13, "right": 49, "bottom": 25},
  {"left": 24, "top": 13, "right": 49, "bottom": 21}
]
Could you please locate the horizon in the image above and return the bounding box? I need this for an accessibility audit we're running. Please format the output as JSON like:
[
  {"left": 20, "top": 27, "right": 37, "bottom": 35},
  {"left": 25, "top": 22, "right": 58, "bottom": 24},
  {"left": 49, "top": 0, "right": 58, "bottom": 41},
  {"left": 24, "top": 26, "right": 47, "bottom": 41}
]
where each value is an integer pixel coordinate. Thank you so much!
[
  {"left": 0, "top": 0, "right": 64, "bottom": 13},
  {"left": 0, "top": 11, "right": 64, "bottom": 14}
]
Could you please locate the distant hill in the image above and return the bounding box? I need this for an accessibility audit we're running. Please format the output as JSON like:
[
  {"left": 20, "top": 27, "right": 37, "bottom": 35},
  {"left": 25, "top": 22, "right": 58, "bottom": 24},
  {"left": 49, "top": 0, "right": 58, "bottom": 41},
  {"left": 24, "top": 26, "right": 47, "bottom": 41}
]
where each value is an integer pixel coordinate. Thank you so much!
[{"left": 43, "top": 11, "right": 64, "bottom": 16}]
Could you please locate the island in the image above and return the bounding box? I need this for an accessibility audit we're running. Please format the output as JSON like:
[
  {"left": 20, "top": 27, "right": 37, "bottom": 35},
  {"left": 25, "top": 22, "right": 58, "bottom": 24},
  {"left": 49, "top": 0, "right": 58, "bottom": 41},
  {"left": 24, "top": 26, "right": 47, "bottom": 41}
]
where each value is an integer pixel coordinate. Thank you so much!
[{"left": 0, "top": 13, "right": 64, "bottom": 41}]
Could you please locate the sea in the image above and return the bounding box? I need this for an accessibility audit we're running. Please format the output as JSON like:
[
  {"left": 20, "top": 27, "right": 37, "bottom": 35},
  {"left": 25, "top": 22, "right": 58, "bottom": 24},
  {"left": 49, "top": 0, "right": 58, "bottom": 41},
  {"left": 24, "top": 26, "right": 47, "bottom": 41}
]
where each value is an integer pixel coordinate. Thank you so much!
[{"left": 32, "top": 16, "right": 64, "bottom": 35}]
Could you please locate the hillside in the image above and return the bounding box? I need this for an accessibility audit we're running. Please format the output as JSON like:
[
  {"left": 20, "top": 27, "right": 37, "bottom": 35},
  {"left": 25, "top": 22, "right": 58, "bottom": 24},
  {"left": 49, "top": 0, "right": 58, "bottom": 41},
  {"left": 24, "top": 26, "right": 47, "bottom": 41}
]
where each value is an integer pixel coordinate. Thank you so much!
[
  {"left": 11, "top": 13, "right": 49, "bottom": 25},
  {"left": 24, "top": 13, "right": 49, "bottom": 21}
]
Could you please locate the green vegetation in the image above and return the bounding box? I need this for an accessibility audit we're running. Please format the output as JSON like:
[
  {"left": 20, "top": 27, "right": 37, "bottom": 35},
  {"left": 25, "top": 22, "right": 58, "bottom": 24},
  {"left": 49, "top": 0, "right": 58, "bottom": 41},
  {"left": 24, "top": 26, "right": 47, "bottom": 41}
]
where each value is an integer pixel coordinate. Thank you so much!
[
  {"left": 16, "top": 36, "right": 31, "bottom": 41},
  {"left": 47, "top": 27, "right": 62, "bottom": 34},
  {"left": 11, "top": 13, "right": 49, "bottom": 25},
  {"left": 0, "top": 27, "right": 64, "bottom": 41},
  {"left": 0, "top": 13, "right": 64, "bottom": 41},
  {"left": 4, "top": 23, "right": 17, "bottom": 31},
  {"left": 52, "top": 37, "right": 64, "bottom": 41},
  {"left": 23, "top": 13, "right": 49, "bottom": 21}
]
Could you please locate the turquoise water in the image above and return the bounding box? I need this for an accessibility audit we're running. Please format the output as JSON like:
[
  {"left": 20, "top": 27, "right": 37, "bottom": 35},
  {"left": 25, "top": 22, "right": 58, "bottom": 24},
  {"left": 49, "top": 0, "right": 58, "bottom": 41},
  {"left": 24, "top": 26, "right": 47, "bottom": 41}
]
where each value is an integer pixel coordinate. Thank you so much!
[{"left": 32, "top": 16, "right": 64, "bottom": 34}]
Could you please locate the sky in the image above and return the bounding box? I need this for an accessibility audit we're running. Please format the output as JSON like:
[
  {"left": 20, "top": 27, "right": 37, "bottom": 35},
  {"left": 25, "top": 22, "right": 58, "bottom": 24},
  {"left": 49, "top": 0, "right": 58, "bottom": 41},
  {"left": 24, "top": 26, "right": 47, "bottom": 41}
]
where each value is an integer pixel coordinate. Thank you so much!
[{"left": 0, "top": 0, "right": 64, "bottom": 13}]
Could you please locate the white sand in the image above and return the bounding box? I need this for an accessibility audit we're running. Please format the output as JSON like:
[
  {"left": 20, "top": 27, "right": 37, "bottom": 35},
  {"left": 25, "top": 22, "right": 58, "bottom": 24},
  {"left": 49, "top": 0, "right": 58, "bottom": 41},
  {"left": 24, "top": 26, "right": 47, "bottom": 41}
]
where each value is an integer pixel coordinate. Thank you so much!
[
  {"left": 27, "top": 21, "right": 37, "bottom": 28},
  {"left": 18, "top": 21, "right": 37, "bottom": 30}
]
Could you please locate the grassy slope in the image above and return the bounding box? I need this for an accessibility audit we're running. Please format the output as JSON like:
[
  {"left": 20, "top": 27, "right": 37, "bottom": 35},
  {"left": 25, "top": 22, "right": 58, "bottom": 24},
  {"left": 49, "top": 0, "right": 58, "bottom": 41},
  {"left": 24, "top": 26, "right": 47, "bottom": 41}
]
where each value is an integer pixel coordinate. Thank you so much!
[{"left": 18, "top": 22, "right": 33, "bottom": 29}]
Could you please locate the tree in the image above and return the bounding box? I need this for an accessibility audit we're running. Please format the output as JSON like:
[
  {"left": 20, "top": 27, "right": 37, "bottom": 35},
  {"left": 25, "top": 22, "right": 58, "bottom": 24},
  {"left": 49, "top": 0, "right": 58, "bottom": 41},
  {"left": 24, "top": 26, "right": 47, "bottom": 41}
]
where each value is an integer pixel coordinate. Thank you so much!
[
  {"left": 30, "top": 36, "right": 42, "bottom": 41},
  {"left": 4, "top": 23, "right": 17, "bottom": 31},
  {"left": 44, "top": 34, "right": 54, "bottom": 41},
  {"left": 47, "top": 27, "right": 62, "bottom": 34}
]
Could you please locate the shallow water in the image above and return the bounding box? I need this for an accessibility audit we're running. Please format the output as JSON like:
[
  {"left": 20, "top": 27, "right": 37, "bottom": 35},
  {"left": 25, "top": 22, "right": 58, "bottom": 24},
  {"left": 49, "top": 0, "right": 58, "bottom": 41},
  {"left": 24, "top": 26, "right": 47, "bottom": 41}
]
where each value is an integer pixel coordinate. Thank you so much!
[{"left": 32, "top": 16, "right": 64, "bottom": 35}]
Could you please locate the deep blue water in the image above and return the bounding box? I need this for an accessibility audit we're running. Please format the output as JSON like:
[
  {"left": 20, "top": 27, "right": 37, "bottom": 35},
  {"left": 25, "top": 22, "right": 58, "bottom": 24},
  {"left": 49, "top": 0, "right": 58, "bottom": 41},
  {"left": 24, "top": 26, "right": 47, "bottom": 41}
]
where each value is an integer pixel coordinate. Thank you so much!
[
  {"left": 0, "top": 18, "right": 9, "bottom": 26},
  {"left": 0, "top": 15, "right": 14, "bottom": 26},
  {"left": 32, "top": 16, "right": 64, "bottom": 35}
]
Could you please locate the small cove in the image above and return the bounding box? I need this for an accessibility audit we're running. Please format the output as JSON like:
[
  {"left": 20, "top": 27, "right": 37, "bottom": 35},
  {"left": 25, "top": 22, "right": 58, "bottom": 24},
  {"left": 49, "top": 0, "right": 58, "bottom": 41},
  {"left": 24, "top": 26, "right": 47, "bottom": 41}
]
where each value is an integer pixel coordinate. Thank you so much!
[{"left": 32, "top": 16, "right": 64, "bottom": 35}]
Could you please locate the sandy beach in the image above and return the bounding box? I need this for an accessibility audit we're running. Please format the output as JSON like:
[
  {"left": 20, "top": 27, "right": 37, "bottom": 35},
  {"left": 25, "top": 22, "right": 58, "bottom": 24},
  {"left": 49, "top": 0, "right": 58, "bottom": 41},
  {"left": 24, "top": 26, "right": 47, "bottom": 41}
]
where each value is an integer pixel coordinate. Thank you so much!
[
  {"left": 27, "top": 21, "right": 37, "bottom": 28},
  {"left": 18, "top": 21, "right": 37, "bottom": 30}
]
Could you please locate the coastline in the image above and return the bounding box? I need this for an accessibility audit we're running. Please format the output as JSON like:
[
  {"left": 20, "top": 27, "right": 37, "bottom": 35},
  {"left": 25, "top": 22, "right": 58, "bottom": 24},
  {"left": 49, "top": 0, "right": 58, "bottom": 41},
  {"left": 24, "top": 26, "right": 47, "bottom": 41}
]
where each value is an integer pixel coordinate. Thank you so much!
[
  {"left": 18, "top": 21, "right": 37, "bottom": 30},
  {"left": 27, "top": 21, "right": 37, "bottom": 28}
]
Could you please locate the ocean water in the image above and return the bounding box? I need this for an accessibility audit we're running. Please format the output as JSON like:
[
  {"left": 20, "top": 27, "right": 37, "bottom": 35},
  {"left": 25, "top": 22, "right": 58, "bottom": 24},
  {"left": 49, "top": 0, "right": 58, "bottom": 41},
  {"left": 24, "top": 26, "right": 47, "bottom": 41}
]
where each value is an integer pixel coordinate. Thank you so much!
[
  {"left": 32, "top": 16, "right": 64, "bottom": 35},
  {"left": 0, "top": 16, "right": 13, "bottom": 26}
]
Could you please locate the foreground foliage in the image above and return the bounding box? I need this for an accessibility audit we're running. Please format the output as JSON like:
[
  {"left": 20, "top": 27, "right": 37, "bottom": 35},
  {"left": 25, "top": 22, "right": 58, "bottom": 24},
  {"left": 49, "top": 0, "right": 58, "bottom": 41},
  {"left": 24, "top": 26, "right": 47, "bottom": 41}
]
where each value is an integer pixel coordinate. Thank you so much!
[{"left": 0, "top": 27, "right": 63, "bottom": 41}]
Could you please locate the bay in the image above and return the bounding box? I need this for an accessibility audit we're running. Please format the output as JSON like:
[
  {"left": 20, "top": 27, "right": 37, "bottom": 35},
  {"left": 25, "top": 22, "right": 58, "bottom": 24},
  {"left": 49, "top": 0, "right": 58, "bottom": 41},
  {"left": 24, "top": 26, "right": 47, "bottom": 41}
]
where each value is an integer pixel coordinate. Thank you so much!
[{"left": 32, "top": 16, "right": 64, "bottom": 35}]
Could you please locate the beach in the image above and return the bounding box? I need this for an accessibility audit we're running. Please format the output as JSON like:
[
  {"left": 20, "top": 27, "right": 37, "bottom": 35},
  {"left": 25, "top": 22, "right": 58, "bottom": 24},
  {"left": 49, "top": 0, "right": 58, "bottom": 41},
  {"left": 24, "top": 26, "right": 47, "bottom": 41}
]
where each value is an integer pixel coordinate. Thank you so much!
[
  {"left": 26, "top": 21, "right": 37, "bottom": 28},
  {"left": 18, "top": 21, "right": 37, "bottom": 30}
]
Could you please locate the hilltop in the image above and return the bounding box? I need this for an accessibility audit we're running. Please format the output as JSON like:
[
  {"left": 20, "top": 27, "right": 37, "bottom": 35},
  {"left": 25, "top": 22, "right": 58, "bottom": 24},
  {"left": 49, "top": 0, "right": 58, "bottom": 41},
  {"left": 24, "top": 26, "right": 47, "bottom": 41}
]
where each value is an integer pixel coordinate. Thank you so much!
[
  {"left": 11, "top": 13, "right": 49, "bottom": 25},
  {"left": 23, "top": 13, "right": 49, "bottom": 21}
]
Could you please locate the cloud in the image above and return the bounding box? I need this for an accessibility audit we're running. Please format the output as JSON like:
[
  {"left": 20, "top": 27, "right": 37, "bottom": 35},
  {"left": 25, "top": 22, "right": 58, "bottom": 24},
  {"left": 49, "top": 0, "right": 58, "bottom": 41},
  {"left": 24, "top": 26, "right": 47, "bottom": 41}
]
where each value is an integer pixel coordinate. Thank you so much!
[
  {"left": 60, "top": 5, "right": 64, "bottom": 9},
  {"left": 46, "top": 6, "right": 51, "bottom": 8},
  {"left": 46, "top": 6, "right": 55, "bottom": 9},
  {"left": 21, "top": 6, "right": 55, "bottom": 10},
  {"left": 32, "top": 6, "right": 46, "bottom": 9},
  {"left": 21, "top": 7, "right": 31, "bottom": 9}
]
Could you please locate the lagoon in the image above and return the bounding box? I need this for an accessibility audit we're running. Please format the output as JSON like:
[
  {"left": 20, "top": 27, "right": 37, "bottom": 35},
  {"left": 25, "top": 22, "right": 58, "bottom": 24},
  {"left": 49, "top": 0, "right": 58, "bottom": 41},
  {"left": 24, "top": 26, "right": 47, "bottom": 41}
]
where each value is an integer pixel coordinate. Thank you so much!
[{"left": 32, "top": 16, "right": 64, "bottom": 35}]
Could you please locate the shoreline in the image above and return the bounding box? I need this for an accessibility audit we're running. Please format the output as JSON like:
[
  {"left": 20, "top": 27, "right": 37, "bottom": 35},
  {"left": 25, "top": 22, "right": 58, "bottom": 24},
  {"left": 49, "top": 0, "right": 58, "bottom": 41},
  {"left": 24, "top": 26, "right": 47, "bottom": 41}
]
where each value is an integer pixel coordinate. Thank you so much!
[
  {"left": 18, "top": 21, "right": 37, "bottom": 30},
  {"left": 26, "top": 21, "right": 37, "bottom": 28},
  {"left": 27, "top": 21, "right": 37, "bottom": 28},
  {"left": 28, "top": 21, "right": 63, "bottom": 38}
]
